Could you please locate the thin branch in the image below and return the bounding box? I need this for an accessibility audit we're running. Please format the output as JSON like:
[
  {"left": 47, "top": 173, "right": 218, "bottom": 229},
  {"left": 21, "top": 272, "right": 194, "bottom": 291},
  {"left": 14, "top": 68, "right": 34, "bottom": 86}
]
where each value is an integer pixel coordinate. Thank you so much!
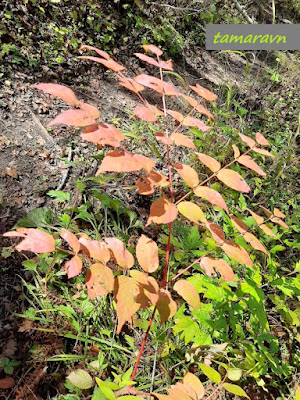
[{"left": 232, "top": 0, "right": 254, "bottom": 24}]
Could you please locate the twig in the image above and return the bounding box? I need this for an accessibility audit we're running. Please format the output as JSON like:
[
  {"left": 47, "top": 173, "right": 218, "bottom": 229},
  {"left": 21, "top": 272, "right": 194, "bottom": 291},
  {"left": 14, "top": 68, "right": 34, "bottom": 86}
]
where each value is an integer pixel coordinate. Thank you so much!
[
  {"left": 56, "top": 146, "right": 72, "bottom": 191},
  {"left": 232, "top": 0, "right": 254, "bottom": 24},
  {"left": 27, "top": 108, "right": 57, "bottom": 146},
  {"left": 150, "top": 343, "right": 158, "bottom": 398}
]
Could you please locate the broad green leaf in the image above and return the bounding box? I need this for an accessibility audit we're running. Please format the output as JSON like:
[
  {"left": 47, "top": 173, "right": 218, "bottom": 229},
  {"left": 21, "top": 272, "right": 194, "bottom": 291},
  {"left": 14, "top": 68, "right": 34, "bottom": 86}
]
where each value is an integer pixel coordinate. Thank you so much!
[
  {"left": 121, "top": 368, "right": 133, "bottom": 382},
  {"left": 223, "top": 383, "right": 249, "bottom": 398},
  {"left": 67, "top": 369, "right": 93, "bottom": 389},
  {"left": 99, "top": 385, "right": 115, "bottom": 400},
  {"left": 199, "top": 363, "right": 221, "bottom": 383},
  {"left": 47, "top": 190, "right": 70, "bottom": 202},
  {"left": 95, "top": 378, "right": 119, "bottom": 390},
  {"left": 228, "top": 368, "right": 243, "bottom": 381},
  {"left": 296, "top": 387, "right": 300, "bottom": 400},
  {"left": 15, "top": 208, "right": 52, "bottom": 228}
]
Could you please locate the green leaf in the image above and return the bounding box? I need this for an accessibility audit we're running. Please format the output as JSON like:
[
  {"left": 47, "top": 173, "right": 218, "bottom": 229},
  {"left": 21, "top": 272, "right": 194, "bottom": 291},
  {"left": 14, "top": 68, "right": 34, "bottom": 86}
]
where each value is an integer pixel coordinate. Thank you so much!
[
  {"left": 173, "top": 316, "right": 201, "bottom": 344},
  {"left": 118, "top": 397, "right": 143, "bottom": 400},
  {"left": 15, "top": 208, "right": 52, "bottom": 228},
  {"left": 223, "top": 383, "right": 249, "bottom": 398},
  {"left": 47, "top": 190, "right": 70, "bottom": 202},
  {"left": 227, "top": 368, "right": 243, "bottom": 382},
  {"left": 121, "top": 367, "right": 133, "bottom": 382},
  {"left": 96, "top": 378, "right": 119, "bottom": 390},
  {"left": 199, "top": 363, "right": 221, "bottom": 383},
  {"left": 99, "top": 385, "right": 115, "bottom": 400},
  {"left": 270, "top": 245, "right": 285, "bottom": 254},
  {"left": 67, "top": 369, "right": 93, "bottom": 389},
  {"left": 296, "top": 387, "right": 300, "bottom": 400}
]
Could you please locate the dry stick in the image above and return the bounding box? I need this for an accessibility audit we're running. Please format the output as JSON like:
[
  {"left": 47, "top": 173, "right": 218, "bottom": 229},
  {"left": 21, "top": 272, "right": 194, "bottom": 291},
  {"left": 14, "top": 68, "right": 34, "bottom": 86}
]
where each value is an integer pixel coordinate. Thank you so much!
[
  {"left": 175, "top": 146, "right": 253, "bottom": 206},
  {"left": 232, "top": 0, "right": 254, "bottom": 24},
  {"left": 56, "top": 146, "right": 72, "bottom": 191}
]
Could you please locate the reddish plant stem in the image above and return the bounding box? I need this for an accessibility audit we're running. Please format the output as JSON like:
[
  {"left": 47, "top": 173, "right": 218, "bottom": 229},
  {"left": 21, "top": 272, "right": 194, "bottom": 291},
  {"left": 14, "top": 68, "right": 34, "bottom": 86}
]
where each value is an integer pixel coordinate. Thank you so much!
[{"left": 130, "top": 306, "right": 157, "bottom": 381}]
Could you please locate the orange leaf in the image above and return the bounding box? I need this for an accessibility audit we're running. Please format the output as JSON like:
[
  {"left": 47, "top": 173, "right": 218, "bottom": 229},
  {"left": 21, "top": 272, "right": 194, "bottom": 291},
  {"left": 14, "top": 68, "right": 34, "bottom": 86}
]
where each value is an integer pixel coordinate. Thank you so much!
[
  {"left": 247, "top": 209, "right": 264, "bottom": 225},
  {"left": 195, "top": 152, "right": 221, "bottom": 172},
  {"left": 147, "top": 198, "right": 178, "bottom": 226},
  {"left": 170, "top": 132, "right": 196, "bottom": 150},
  {"left": 142, "top": 44, "right": 163, "bottom": 56},
  {"left": 182, "top": 94, "right": 214, "bottom": 120},
  {"left": 136, "top": 177, "right": 155, "bottom": 195},
  {"left": 168, "top": 383, "right": 196, "bottom": 400},
  {"left": 271, "top": 217, "right": 288, "bottom": 229},
  {"left": 118, "top": 75, "right": 144, "bottom": 94},
  {"left": 136, "top": 234, "right": 159, "bottom": 273},
  {"left": 77, "top": 102, "right": 100, "bottom": 119},
  {"left": 274, "top": 207, "right": 286, "bottom": 218},
  {"left": 134, "top": 74, "right": 180, "bottom": 96},
  {"left": 238, "top": 133, "right": 255, "bottom": 148},
  {"left": 133, "top": 106, "right": 157, "bottom": 122},
  {"left": 114, "top": 276, "right": 140, "bottom": 334},
  {"left": 155, "top": 132, "right": 173, "bottom": 145},
  {"left": 81, "top": 123, "right": 125, "bottom": 147},
  {"left": 217, "top": 169, "right": 250, "bottom": 193},
  {"left": 134, "top": 53, "right": 173, "bottom": 70},
  {"left": 34, "top": 83, "right": 79, "bottom": 106},
  {"left": 132, "top": 272, "right": 159, "bottom": 309},
  {"left": 86, "top": 263, "right": 114, "bottom": 299},
  {"left": 96, "top": 151, "right": 155, "bottom": 174},
  {"left": 183, "top": 372, "right": 205, "bottom": 400},
  {"left": 221, "top": 241, "right": 253, "bottom": 266},
  {"left": 207, "top": 223, "right": 225, "bottom": 244},
  {"left": 105, "top": 237, "right": 134, "bottom": 269},
  {"left": 65, "top": 255, "right": 82, "bottom": 278},
  {"left": 200, "top": 256, "right": 235, "bottom": 282},
  {"left": 61, "top": 228, "right": 80, "bottom": 254},
  {"left": 149, "top": 170, "right": 169, "bottom": 187},
  {"left": 232, "top": 144, "right": 240, "bottom": 158},
  {"left": 167, "top": 109, "right": 184, "bottom": 122},
  {"left": 173, "top": 163, "right": 199, "bottom": 188},
  {"left": 244, "top": 232, "right": 268, "bottom": 254},
  {"left": 259, "top": 206, "right": 273, "bottom": 218},
  {"left": 178, "top": 201, "right": 207, "bottom": 224},
  {"left": 79, "top": 45, "right": 110, "bottom": 59},
  {"left": 256, "top": 132, "right": 270, "bottom": 146},
  {"left": 78, "top": 55, "right": 125, "bottom": 72},
  {"left": 183, "top": 117, "right": 210, "bottom": 132},
  {"left": 173, "top": 280, "right": 200, "bottom": 309},
  {"left": 260, "top": 224, "right": 279, "bottom": 238},
  {"left": 238, "top": 155, "right": 266, "bottom": 176},
  {"left": 194, "top": 186, "right": 229, "bottom": 214},
  {"left": 79, "top": 238, "right": 110, "bottom": 264},
  {"left": 189, "top": 84, "right": 217, "bottom": 101},
  {"left": 4, "top": 228, "right": 55, "bottom": 253},
  {"left": 156, "top": 289, "right": 177, "bottom": 325},
  {"left": 148, "top": 104, "right": 164, "bottom": 116},
  {"left": 252, "top": 147, "right": 275, "bottom": 158},
  {"left": 48, "top": 109, "right": 95, "bottom": 127},
  {"left": 230, "top": 215, "right": 249, "bottom": 234}
]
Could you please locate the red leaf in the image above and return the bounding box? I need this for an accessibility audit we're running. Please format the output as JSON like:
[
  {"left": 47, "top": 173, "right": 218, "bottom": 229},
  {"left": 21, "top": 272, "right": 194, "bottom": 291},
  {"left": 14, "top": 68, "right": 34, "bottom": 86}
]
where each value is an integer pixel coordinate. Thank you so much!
[
  {"left": 136, "top": 234, "right": 159, "bottom": 273},
  {"left": 86, "top": 263, "right": 114, "bottom": 299},
  {"left": 256, "top": 132, "right": 270, "bottom": 146},
  {"left": 167, "top": 109, "right": 184, "bottom": 122},
  {"left": 142, "top": 44, "right": 163, "bottom": 56},
  {"left": 200, "top": 257, "right": 235, "bottom": 282},
  {"left": 189, "top": 84, "right": 217, "bottom": 101},
  {"left": 173, "top": 280, "right": 200, "bottom": 309},
  {"left": 148, "top": 170, "right": 169, "bottom": 187},
  {"left": 252, "top": 147, "right": 275, "bottom": 158},
  {"left": 65, "top": 255, "right": 82, "bottom": 278},
  {"left": 78, "top": 102, "right": 100, "bottom": 119},
  {"left": 96, "top": 151, "right": 155, "bottom": 175},
  {"left": 194, "top": 186, "right": 229, "bottom": 214},
  {"left": 61, "top": 228, "right": 80, "bottom": 254},
  {"left": 170, "top": 132, "right": 196, "bottom": 150},
  {"left": 217, "top": 169, "right": 250, "bottom": 193},
  {"left": 81, "top": 123, "right": 125, "bottom": 147},
  {"left": 230, "top": 215, "right": 249, "bottom": 234},
  {"left": 147, "top": 198, "right": 178, "bottom": 226},
  {"left": 105, "top": 237, "right": 134, "bottom": 269},
  {"left": 173, "top": 163, "right": 199, "bottom": 188},
  {"left": 48, "top": 109, "right": 95, "bottom": 127},
  {"left": 79, "top": 238, "right": 111, "bottom": 264},
  {"left": 0, "top": 377, "right": 15, "bottom": 389},
  {"left": 195, "top": 152, "right": 221, "bottom": 172},
  {"left": 133, "top": 106, "right": 158, "bottom": 122},
  {"left": 156, "top": 289, "right": 177, "bottom": 325},
  {"left": 134, "top": 53, "right": 173, "bottom": 70},
  {"left": 34, "top": 83, "right": 79, "bottom": 106},
  {"left": 79, "top": 45, "right": 110, "bottom": 59},
  {"left": 136, "top": 177, "right": 155, "bottom": 195},
  {"left": 134, "top": 74, "right": 180, "bottom": 96},
  {"left": 238, "top": 155, "right": 266, "bottom": 176},
  {"left": 207, "top": 223, "right": 226, "bottom": 244},
  {"left": 78, "top": 56, "right": 125, "bottom": 72},
  {"left": 155, "top": 132, "right": 173, "bottom": 145},
  {"left": 183, "top": 117, "right": 210, "bottom": 132},
  {"left": 4, "top": 228, "right": 55, "bottom": 253}
]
